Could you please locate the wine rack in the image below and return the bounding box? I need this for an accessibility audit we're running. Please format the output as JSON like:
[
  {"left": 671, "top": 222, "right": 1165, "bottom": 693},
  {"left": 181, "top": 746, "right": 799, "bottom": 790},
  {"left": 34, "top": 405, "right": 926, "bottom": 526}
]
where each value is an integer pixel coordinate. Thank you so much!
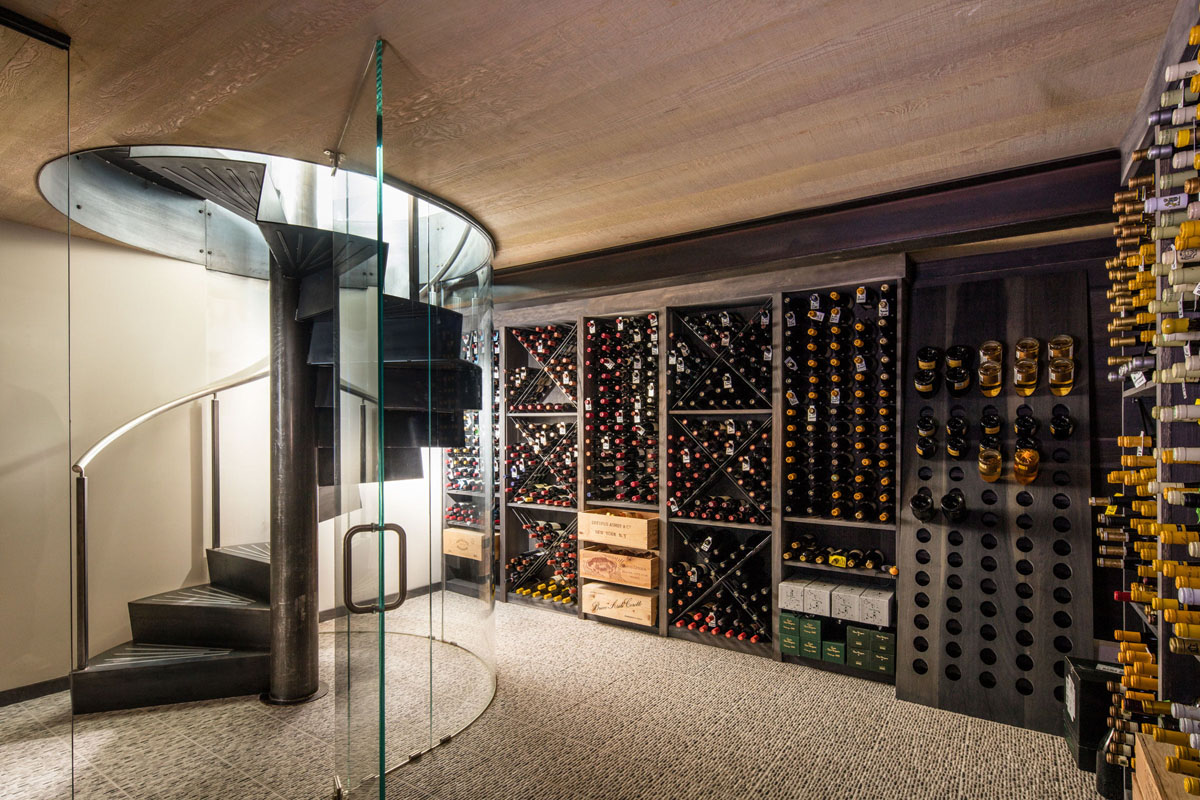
[
  {"left": 1095, "top": 15, "right": 1200, "bottom": 787},
  {"left": 504, "top": 508, "right": 579, "bottom": 614},
  {"left": 667, "top": 299, "right": 773, "bottom": 412},
  {"left": 443, "top": 328, "right": 498, "bottom": 597},
  {"left": 582, "top": 313, "right": 661, "bottom": 508},
  {"left": 666, "top": 523, "right": 773, "bottom": 655},
  {"left": 781, "top": 282, "right": 899, "bottom": 525},
  {"left": 507, "top": 418, "right": 578, "bottom": 507},
  {"left": 499, "top": 321, "right": 581, "bottom": 609},
  {"left": 506, "top": 323, "right": 578, "bottom": 412},
  {"left": 665, "top": 415, "right": 771, "bottom": 527},
  {"left": 895, "top": 272, "right": 1094, "bottom": 735}
]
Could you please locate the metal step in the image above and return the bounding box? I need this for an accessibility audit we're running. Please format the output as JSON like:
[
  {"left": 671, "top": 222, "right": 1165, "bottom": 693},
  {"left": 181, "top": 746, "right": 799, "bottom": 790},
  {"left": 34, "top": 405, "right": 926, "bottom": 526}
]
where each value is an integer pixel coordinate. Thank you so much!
[
  {"left": 71, "top": 642, "right": 268, "bottom": 714},
  {"left": 206, "top": 542, "right": 270, "bottom": 601},
  {"left": 128, "top": 584, "right": 269, "bottom": 649}
]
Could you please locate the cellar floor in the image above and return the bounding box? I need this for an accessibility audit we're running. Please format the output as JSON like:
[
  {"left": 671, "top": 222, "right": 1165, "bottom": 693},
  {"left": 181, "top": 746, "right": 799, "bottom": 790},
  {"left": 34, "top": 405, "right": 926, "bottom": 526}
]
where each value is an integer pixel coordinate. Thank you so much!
[{"left": 2, "top": 596, "right": 1099, "bottom": 800}]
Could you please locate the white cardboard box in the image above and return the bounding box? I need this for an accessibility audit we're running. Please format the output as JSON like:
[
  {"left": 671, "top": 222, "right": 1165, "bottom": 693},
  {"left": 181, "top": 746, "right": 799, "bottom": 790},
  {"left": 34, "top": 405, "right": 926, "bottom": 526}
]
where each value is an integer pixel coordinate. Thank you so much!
[
  {"left": 831, "top": 585, "right": 865, "bottom": 621},
  {"left": 779, "top": 578, "right": 811, "bottom": 612},
  {"left": 858, "top": 587, "right": 895, "bottom": 627},
  {"left": 803, "top": 580, "right": 837, "bottom": 617}
]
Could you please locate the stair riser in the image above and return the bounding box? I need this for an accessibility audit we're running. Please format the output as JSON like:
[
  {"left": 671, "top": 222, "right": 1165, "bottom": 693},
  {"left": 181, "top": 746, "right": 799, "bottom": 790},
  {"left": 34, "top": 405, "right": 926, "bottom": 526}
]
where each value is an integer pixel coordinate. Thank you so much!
[
  {"left": 206, "top": 549, "right": 270, "bottom": 601},
  {"left": 129, "top": 604, "right": 269, "bottom": 649},
  {"left": 71, "top": 654, "right": 269, "bottom": 714}
]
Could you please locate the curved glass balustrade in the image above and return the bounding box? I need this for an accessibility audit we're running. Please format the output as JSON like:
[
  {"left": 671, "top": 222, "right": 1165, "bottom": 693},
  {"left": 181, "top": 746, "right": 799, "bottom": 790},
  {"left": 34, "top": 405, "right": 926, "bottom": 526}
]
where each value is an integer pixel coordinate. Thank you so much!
[{"left": 36, "top": 139, "right": 496, "bottom": 798}]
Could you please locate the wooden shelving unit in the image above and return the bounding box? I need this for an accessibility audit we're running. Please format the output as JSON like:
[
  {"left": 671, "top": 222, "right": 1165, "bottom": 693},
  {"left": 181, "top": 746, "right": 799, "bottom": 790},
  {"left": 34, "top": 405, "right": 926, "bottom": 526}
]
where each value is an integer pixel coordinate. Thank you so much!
[{"left": 494, "top": 255, "right": 909, "bottom": 677}]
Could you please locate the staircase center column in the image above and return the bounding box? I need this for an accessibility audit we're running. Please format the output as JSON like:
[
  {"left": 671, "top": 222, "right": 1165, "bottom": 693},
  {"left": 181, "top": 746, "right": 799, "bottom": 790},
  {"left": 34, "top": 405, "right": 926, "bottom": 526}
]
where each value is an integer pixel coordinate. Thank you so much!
[{"left": 266, "top": 253, "right": 320, "bottom": 703}]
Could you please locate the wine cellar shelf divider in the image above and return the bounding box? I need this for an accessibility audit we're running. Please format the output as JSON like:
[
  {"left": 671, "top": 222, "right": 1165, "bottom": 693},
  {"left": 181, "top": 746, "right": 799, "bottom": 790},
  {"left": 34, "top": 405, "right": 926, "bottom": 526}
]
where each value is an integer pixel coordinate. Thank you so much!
[{"left": 495, "top": 255, "right": 908, "bottom": 680}]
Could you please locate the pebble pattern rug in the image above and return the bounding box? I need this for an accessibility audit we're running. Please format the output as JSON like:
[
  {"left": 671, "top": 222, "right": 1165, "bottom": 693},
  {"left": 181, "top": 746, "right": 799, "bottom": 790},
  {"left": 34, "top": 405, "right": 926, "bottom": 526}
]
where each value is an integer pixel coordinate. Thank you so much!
[{"left": 1, "top": 596, "right": 1100, "bottom": 799}]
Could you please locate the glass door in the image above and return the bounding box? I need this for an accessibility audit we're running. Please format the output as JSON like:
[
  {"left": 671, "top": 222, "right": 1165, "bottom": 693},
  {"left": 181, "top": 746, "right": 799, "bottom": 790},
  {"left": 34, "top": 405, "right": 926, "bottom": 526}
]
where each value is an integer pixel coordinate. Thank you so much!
[{"left": 331, "top": 39, "right": 433, "bottom": 798}]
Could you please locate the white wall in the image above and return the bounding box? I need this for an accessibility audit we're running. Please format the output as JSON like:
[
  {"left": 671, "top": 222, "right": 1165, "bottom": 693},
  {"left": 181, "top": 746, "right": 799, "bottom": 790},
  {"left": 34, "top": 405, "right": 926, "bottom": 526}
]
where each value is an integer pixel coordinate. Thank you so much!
[{"left": 0, "top": 219, "right": 71, "bottom": 692}]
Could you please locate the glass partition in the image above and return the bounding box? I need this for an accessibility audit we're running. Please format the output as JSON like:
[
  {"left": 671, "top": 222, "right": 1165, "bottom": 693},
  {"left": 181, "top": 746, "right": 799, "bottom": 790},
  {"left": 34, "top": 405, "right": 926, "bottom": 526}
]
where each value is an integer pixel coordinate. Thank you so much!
[
  {"left": 24, "top": 35, "right": 493, "bottom": 800},
  {"left": 0, "top": 17, "right": 72, "bottom": 800}
]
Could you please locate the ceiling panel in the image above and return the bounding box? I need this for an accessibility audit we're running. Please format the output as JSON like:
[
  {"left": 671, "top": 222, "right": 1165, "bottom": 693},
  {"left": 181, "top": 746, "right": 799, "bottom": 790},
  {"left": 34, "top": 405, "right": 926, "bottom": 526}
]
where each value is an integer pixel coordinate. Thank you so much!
[{"left": 0, "top": 0, "right": 1175, "bottom": 268}]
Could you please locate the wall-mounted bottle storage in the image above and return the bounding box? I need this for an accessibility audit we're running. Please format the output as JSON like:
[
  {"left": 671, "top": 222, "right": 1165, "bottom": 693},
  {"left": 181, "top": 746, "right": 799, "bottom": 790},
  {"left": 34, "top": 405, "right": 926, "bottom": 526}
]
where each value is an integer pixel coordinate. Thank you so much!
[
  {"left": 582, "top": 314, "right": 660, "bottom": 509},
  {"left": 895, "top": 273, "right": 1094, "bottom": 735}
]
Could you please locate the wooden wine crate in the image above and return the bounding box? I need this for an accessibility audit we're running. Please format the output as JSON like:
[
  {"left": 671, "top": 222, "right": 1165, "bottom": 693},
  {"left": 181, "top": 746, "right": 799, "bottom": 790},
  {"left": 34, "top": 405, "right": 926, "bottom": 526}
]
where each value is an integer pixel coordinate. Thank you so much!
[
  {"left": 443, "top": 528, "right": 490, "bottom": 561},
  {"left": 581, "top": 581, "right": 657, "bottom": 626},
  {"left": 1134, "top": 734, "right": 1193, "bottom": 800},
  {"left": 579, "top": 546, "right": 660, "bottom": 589},
  {"left": 577, "top": 509, "right": 659, "bottom": 550}
]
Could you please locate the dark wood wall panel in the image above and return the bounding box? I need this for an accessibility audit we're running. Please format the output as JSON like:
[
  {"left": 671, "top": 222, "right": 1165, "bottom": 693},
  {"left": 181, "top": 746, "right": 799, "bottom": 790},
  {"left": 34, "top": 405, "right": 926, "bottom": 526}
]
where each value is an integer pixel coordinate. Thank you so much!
[{"left": 895, "top": 272, "right": 1094, "bottom": 734}]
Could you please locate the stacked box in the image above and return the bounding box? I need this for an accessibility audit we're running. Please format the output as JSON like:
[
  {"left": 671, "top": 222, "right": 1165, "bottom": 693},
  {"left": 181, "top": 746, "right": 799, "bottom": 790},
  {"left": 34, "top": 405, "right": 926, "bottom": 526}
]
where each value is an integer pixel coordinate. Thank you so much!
[
  {"left": 822, "top": 641, "right": 845, "bottom": 664},
  {"left": 779, "top": 579, "right": 810, "bottom": 613}
]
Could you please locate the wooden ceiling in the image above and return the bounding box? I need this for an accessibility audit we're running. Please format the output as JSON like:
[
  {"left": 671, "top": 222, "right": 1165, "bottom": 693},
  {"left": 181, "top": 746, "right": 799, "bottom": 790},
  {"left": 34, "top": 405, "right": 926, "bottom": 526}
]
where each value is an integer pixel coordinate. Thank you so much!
[{"left": 0, "top": 0, "right": 1175, "bottom": 269}]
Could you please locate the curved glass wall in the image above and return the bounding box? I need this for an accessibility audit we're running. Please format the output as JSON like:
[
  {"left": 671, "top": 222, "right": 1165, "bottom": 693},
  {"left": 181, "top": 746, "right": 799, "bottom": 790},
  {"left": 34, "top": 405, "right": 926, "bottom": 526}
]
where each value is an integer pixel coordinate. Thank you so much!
[{"left": 38, "top": 130, "right": 495, "bottom": 797}]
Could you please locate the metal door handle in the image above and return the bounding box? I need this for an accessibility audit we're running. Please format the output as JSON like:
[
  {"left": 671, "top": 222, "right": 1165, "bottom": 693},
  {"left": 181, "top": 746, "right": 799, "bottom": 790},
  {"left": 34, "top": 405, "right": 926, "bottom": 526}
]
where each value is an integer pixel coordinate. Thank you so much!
[{"left": 342, "top": 522, "right": 407, "bottom": 614}]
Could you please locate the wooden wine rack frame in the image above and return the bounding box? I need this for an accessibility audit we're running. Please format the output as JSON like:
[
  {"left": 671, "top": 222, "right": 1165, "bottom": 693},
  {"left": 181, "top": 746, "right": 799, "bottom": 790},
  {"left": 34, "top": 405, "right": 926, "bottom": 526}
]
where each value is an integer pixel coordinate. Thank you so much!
[
  {"left": 894, "top": 272, "right": 1095, "bottom": 735},
  {"left": 496, "top": 255, "right": 912, "bottom": 683}
]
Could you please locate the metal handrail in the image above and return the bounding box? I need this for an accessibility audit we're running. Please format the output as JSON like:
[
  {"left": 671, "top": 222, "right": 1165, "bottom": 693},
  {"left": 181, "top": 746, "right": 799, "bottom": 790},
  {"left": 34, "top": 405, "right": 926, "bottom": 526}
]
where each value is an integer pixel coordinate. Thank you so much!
[
  {"left": 71, "top": 361, "right": 378, "bottom": 670},
  {"left": 73, "top": 366, "right": 270, "bottom": 476}
]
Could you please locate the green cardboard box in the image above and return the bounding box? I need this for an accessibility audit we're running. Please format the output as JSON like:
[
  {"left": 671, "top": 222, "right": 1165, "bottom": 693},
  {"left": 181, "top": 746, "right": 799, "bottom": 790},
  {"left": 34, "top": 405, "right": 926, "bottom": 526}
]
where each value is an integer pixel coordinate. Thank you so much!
[
  {"left": 779, "top": 612, "right": 800, "bottom": 637},
  {"left": 822, "top": 641, "right": 845, "bottom": 664},
  {"left": 848, "top": 646, "right": 871, "bottom": 669},
  {"left": 870, "top": 650, "right": 895, "bottom": 675},
  {"left": 847, "top": 626, "right": 870, "bottom": 649},
  {"left": 780, "top": 632, "right": 800, "bottom": 656},
  {"left": 870, "top": 630, "right": 896, "bottom": 654},
  {"left": 798, "top": 617, "right": 822, "bottom": 639},
  {"left": 799, "top": 638, "right": 821, "bottom": 660}
]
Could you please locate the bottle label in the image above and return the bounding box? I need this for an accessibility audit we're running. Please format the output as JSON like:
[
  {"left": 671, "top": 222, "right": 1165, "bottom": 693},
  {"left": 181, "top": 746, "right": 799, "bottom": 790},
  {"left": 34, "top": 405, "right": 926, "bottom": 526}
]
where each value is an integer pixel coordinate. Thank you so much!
[
  {"left": 633, "top": 411, "right": 641, "bottom": 423},
  {"left": 602, "top": 436, "right": 611, "bottom": 450},
  {"left": 831, "top": 388, "right": 842, "bottom": 405},
  {"left": 785, "top": 311, "right": 796, "bottom": 328},
  {"left": 723, "top": 374, "right": 733, "bottom": 389},
  {"left": 633, "top": 329, "right": 642, "bottom": 343},
  {"left": 809, "top": 310, "right": 826, "bottom": 322},
  {"left": 725, "top": 419, "right": 736, "bottom": 434},
  {"left": 585, "top": 398, "right": 592, "bottom": 411},
  {"left": 668, "top": 351, "right": 677, "bottom": 365},
  {"left": 742, "top": 459, "right": 750, "bottom": 472},
  {"left": 856, "top": 287, "right": 867, "bottom": 304},
  {"left": 650, "top": 328, "right": 659, "bottom": 343},
  {"left": 809, "top": 294, "right": 821, "bottom": 310},
  {"left": 680, "top": 343, "right": 690, "bottom": 357},
  {"left": 763, "top": 345, "right": 773, "bottom": 361},
  {"left": 830, "top": 308, "right": 842, "bottom": 324},
  {"left": 648, "top": 313, "right": 658, "bottom": 326},
  {"left": 634, "top": 357, "right": 642, "bottom": 369},
  {"left": 721, "top": 331, "right": 731, "bottom": 347},
  {"left": 726, "top": 441, "right": 735, "bottom": 456},
  {"left": 616, "top": 318, "right": 624, "bottom": 331},
  {"left": 760, "top": 310, "right": 770, "bottom": 327},
  {"left": 807, "top": 405, "right": 817, "bottom": 421},
  {"left": 1132, "top": 371, "right": 1147, "bottom": 387},
  {"left": 676, "top": 360, "right": 685, "bottom": 373},
  {"left": 719, "top": 311, "right": 731, "bottom": 327},
  {"left": 682, "top": 450, "right": 691, "bottom": 465},
  {"left": 784, "top": 356, "right": 798, "bottom": 371},
  {"left": 669, "top": 497, "right": 679, "bottom": 513},
  {"left": 785, "top": 390, "right": 799, "bottom": 406},
  {"left": 632, "top": 371, "right": 640, "bottom": 385},
  {"left": 615, "top": 411, "right": 624, "bottom": 423},
  {"left": 588, "top": 321, "right": 597, "bottom": 334},
  {"left": 855, "top": 356, "right": 867, "bottom": 373}
]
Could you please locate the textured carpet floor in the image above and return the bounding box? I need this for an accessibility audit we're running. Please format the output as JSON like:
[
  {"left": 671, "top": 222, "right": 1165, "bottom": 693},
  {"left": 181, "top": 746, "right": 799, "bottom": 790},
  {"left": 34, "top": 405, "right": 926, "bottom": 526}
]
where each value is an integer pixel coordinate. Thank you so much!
[{"left": 1, "top": 596, "right": 1100, "bottom": 799}]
